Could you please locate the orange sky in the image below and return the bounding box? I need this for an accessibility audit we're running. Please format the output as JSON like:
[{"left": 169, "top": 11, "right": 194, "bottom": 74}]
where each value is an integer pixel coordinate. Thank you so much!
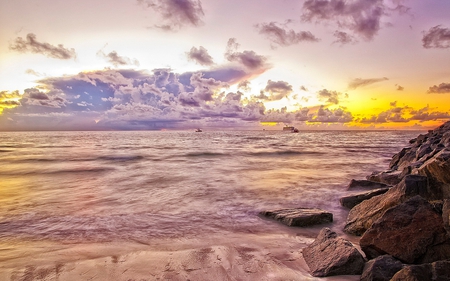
[{"left": 0, "top": 0, "right": 449, "bottom": 130}]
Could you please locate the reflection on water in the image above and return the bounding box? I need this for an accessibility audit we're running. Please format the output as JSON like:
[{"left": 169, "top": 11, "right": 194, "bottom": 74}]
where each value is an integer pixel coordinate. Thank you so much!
[{"left": 0, "top": 130, "right": 421, "bottom": 278}]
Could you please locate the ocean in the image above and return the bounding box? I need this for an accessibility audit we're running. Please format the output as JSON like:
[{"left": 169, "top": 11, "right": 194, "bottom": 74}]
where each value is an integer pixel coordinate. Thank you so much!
[{"left": 0, "top": 130, "right": 421, "bottom": 280}]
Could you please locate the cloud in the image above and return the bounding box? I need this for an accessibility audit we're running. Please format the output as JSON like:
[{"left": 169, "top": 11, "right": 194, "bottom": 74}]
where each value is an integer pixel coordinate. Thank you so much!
[
  {"left": 427, "top": 82, "right": 450, "bottom": 94},
  {"left": 97, "top": 50, "right": 140, "bottom": 67},
  {"left": 137, "top": 0, "right": 204, "bottom": 30},
  {"left": 225, "top": 38, "right": 270, "bottom": 70},
  {"left": 348, "top": 77, "right": 388, "bottom": 89},
  {"left": 9, "top": 33, "right": 76, "bottom": 60},
  {"left": 237, "top": 80, "right": 251, "bottom": 91},
  {"left": 317, "top": 89, "right": 347, "bottom": 104},
  {"left": 256, "top": 22, "right": 320, "bottom": 47},
  {"left": 186, "top": 46, "right": 214, "bottom": 66},
  {"left": 395, "top": 84, "right": 404, "bottom": 91},
  {"left": 333, "top": 30, "right": 357, "bottom": 45},
  {"left": 262, "top": 80, "right": 293, "bottom": 101},
  {"left": 359, "top": 104, "right": 450, "bottom": 124},
  {"left": 301, "top": 0, "right": 407, "bottom": 40},
  {"left": 309, "top": 106, "right": 353, "bottom": 123},
  {"left": 422, "top": 25, "right": 450, "bottom": 49}
]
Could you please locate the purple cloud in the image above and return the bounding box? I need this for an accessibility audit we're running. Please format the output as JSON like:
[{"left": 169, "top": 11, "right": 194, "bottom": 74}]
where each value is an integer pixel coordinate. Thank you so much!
[
  {"left": 422, "top": 26, "right": 450, "bottom": 49},
  {"left": 186, "top": 46, "right": 214, "bottom": 66},
  {"left": 225, "top": 38, "right": 269, "bottom": 70},
  {"left": 348, "top": 77, "right": 388, "bottom": 89},
  {"left": 97, "top": 50, "right": 140, "bottom": 67},
  {"left": 256, "top": 22, "right": 320, "bottom": 47},
  {"left": 9, "top": 33, "right": 76, "bottom": 60},
  {"left": 333, "top": 30, "right": 357, "bottom": 45}
]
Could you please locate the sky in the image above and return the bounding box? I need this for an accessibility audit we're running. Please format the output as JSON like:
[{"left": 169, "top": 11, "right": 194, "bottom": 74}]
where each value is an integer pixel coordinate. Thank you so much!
[{"left": 0, "top": 0, "right": 449, "bottom": 131}]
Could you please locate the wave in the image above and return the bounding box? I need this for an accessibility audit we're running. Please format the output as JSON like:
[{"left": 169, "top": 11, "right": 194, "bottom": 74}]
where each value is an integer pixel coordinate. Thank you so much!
[
  {"left": 98, "top": 155, "right": 145, "bottom": 162},
  {"left": 184, "top": 152, "right": 228, "bottom": 158},
  {"left": 247, "top": 150, "right": 323, "bottom": 157}
]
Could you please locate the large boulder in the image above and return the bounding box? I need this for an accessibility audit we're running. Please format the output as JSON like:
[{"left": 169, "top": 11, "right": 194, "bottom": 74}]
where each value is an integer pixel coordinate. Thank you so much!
[
  {"left": 416, "top": 148, "right": 450, "bottom": 199},
  {"left": 390, "top": 260, "right": 450, "bottom": 281},
  {"left": 360, "top": 196, "right": 449, "bottom": 263},
  {"left": 259, "top": 208, "right": 332, "bottom": 227},
  {"left": 344, "top": 175, "right": 428, "bottom": 236},
  {"left": 360, "top": 255, "right": 404, "bottom": 281},
  {"left": 302, "top": 228, "right": 365, "bottom": 277},
  {"left": 366, "top": 170, "right": 404, "bottom": 186},
  {"left": 340, "top": 188, "right": 390, "bottom": 209}
]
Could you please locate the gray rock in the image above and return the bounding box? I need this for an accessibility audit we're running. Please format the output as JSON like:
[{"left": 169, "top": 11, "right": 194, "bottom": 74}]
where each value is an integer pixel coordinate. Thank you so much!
[
  {"left": 259, "top": 208, "right": 332, "bottom": 227},
  {"left": 360, "top": 196, "right": 449, "bottom": 263},
  {"left": 360, "top": 255, "right": 404, "bottom": 281},
  {"left": 390, "top": 260, "right": 450, "bottom": 281},
  {"left": 302, "top": 228, "right": 365, "bottom": 277},
  {"left": 344, "top": 175, "right": 428, "bottom": 236},
  {"left": 340, "top": 188, "right": 390, "bottom": 209}
]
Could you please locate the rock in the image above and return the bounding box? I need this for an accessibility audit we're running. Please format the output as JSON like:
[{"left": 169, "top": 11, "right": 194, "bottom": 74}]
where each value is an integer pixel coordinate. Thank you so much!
[
  {"left": 259, "top": 208, "right": 332, "bottom": 227},
  {"left": 390, "top": 260, "right": 450, "bottom": 281},
  {"left": 344, "top": 175, "right": 428, "bottom": 236},
  {"left": 366, "top": 170, "right": 403, "bottom": 185},
  {"left": 444, "top": 199, "right": 450, "bottom": 232},
  {"left": 340, "top": 188, "right": 390, "bottom": 209},
  {"left": 360, "top": 255, "right": 404, "bottom": 281},
  {"left": 302, "top": 228, "right": 365, "bottom": 277},
  {"left": 360, "top": 196, "right": 449, "bottom": 263},
  {"left": 347, "top": 179, "right": 390, "bottom": 190},
  {"left": 416, "top": 149, "right": 450, "bottom": 199},
  {"left": 390, "top": 147, "right": 410, "bottom": 169}
]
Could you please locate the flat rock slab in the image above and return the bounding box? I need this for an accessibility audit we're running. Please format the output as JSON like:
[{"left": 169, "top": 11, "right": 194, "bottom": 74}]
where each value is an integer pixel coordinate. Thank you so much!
[
  {"left": 260, "top": 208, "right": 333, "bottom": 227},
  {"left": 340, "top": 188, "right": 390, "bottom": 209}
]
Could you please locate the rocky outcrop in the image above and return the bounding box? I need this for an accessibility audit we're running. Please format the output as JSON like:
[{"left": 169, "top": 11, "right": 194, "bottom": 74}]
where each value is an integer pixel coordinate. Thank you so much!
[
  {"left": 369, "top": 121, "right": 450, "bottom": 200},
  {"left": 259, "top": 208, "right": 332, "bottom": 227},
  {"left": 359, "top": 196, "right": 449, "bottom": 263},
  {"left": 340, "top": 188, "right": 390, "bottom": 209},
  {"left": 390, "top": 260, "right": 450, "bottom": 281},
  {"left": 344, "top": 175, "right": 428, "bottom": 236},
  {"left": 302, "top": 228, "right": 365, "bottom": 277},
  {"left": 360, "top": 255, "right": 404, "bottom": 281}
]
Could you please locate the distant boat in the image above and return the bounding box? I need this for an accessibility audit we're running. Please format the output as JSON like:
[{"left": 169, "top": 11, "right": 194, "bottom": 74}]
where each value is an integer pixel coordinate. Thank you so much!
[
  {"left": 195, "top": 128, "right": 202, "bottom": 132},
  {"left": 292, "top": 128, "right": 299, "bottom": 133},
  {"left": 283, "top": 126, "right": 295, "bottom": 131}
]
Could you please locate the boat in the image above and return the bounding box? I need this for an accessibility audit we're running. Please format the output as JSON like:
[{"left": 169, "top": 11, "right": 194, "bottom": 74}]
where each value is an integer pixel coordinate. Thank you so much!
[
  {"left": 283, "top": 126, "right": 295, "bottom": 131},
  {"left": 292, "top": 128, "right": 299, "bottom": 133},
  {"left": 195, "top": 128, "right": 202, "bottom": 132}
]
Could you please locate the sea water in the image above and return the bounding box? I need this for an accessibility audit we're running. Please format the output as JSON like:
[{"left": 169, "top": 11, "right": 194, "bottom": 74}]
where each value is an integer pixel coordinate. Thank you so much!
[{"left": 0, "top": 130, "right": 421, "bottom": 280}]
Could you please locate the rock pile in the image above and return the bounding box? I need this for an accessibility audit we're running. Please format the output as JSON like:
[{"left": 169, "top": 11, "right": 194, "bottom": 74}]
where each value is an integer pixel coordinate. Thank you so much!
[{"left": 304, "top": 121, "right": 450, "bottom": 279}]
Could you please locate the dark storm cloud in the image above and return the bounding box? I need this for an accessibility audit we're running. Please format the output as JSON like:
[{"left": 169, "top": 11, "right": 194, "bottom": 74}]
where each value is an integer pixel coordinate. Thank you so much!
[
  {"left": 333, "top": 30, "right": 357, "bottom": 45},
  {"left": 9, "top": 33, "right": 76, "bottom": 60},
  {"left": 137, "top": 0, "right": 204, "bottom": 30},
  {"left": 225, "top": 38, "right": 269, "bottom": 70},
  {"left": 427, "top": 83, "right": 450, "bottom": 94},
  {"left": 301, "top": 0, "right": 407, "bottom": 40},
  {"left": 256, "top": 22, "right": 320, "bottom": 47},
  {"left": 422, "top": 25, "right": 450, "bottom": 49},
  {"left": 348, "top": 77, "right": 388, "bottom": 89},
  {"left": 186, "top": 46, "right": 214, "bottom": 66},
  {"left": 97, "top": 50, "right": 140, "bottom": 67},
  {"left": 317, "top": 89, "right": 347, "bottom": 104}
]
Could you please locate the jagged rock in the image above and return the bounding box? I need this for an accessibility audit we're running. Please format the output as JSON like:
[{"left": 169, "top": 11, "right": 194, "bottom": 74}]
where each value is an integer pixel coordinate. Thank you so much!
[
  {"left": 390, "top": 260, "right": 450, "bottom": 281},
  {"left": 340, "top": 188, "right": 390, "bottom": 209},
  {"left": 302, "top": 228, "right": 365, "bottom": 277},
  {"left": 366, "top": 170, "right": 403, "bottom": 185},
  {"left": 347, "top": 179, "right": 390, "bottom": 190},
  {"left": 416, "top": 149, "right": 450, "bottom": 199},
  {"left": 344, "top": 175, "right": 428, "bottom": 236},
  {"left": 259, "top": 208, "right": 332, "bottom": 227},
  {"left": 360, "top": 196, "right": 449, "bottom": 263},
  {"left": 360, "top": 255, "right": 404, "bottom": 281}
]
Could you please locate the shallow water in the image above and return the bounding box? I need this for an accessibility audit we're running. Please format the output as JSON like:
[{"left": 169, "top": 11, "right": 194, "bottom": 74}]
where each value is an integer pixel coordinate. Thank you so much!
[{"left": 0, "top": 130, "right": 421, "bottom": 280}]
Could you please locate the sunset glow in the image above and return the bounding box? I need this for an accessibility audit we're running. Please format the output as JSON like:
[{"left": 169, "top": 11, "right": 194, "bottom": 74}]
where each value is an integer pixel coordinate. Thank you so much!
[{"left": 1, "top": 0, "right": 449, "bottom": 130}]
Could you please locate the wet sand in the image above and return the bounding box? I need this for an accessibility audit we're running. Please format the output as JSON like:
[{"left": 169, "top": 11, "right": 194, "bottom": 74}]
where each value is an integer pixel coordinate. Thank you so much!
[{"left": 0, "top": 233, "right": 360, "bottom": 281}]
